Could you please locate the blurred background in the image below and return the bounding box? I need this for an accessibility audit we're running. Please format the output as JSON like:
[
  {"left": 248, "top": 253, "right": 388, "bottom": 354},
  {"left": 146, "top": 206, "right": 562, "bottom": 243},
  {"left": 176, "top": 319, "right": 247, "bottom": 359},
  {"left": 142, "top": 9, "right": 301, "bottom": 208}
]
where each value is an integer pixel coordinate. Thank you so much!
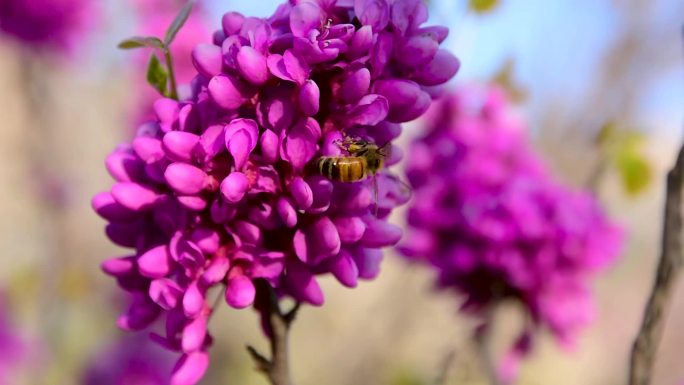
[{"left": 0, "top": 0, "right": 682, "bottom": 384}]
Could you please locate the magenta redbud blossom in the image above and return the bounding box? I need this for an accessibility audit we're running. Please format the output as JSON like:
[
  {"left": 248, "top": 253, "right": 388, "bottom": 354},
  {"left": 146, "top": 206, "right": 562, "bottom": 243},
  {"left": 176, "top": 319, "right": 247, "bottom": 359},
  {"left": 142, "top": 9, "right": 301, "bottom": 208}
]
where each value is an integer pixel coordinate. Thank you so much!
[
  {"left": 96, "top": 1, "right": 459, "bottom": 383},
  {"left": 399, "top": 86, "right": 623, "bottom": 379}
]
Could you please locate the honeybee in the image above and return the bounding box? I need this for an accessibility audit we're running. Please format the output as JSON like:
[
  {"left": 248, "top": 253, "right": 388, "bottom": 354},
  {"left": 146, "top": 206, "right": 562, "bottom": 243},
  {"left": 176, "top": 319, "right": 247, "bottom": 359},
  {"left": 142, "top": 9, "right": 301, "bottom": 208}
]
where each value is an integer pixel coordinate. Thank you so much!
[
  {"left": 316, "top": 137, "right": 390, "bottom": 215},
  {"left": 316, "top": 137, "right": 390, "bottom": 183}
]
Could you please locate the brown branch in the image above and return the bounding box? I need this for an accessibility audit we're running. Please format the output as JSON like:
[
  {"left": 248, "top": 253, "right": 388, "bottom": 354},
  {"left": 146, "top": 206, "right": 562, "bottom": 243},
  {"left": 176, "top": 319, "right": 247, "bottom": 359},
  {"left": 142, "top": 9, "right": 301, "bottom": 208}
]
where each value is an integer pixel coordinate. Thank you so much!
[
  {"left": 433, "top": 347, "right": 457, "bottom": 385},
  {"left": 474, "top": 316, "right": 502, "bottom": 385},
  {"left": 246, "top": 284, "right": 300, "bottom": 385},
  {"left": 628, "top": 143, "right": 684, "bottom": 385}
]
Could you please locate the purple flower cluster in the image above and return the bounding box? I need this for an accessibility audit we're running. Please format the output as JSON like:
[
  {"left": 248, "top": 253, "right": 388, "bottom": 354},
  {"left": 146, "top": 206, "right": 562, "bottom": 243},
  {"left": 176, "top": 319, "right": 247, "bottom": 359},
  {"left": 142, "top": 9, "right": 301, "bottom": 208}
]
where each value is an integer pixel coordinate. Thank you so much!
[
  {"left": 399, "top": 86, "right": 622, "bottom": 349},
  {"left": 94, "top": 1, "right": 458, "bottom": 383},
  {"left": 0, "top": 0, "right": 95, "bottom": 53},
  {"left": 82, "top": 334, "right": 174, "bottom": 385}
]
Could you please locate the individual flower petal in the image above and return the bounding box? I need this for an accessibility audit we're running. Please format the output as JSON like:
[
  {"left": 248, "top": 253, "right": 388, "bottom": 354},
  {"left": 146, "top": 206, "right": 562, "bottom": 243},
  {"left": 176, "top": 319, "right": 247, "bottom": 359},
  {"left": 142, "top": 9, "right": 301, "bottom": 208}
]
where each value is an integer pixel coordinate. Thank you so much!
[
  {"left": 373, "top": 79, "right": 431, "bottom": 122},
  {"left": 259, "top": 129, "right": 280, "bottom": 163},
  {"left": 138, "top": 245, "right": 172, "bottom": 278},
  {"left": 276, "top": 197, "right": 298, "bottom": 228},
  {"left": 412, "top": 49, "right": 461, "bottom": 86},
  {"left": 208, "top": 74, "right": 253, "bottom": 110},
  {"left": 339, "top": 67, "right": 371, "bottom": 103},
  {"left": 182, "top": 315, "right": 208, "bottom": 353},
  {"left": 289, "top": 1, "right": 322, "bottom": 38},
  {"left": 150, "top": 279, "right": 184, "bottom": 310},
  {"left": 183, "top": 281, "right": 205, "bottom": 318},
  {"left": 237, "top": 46, "right": 269, "bottom": 85},
  {"left": 222, "top": 12, "right": 245, "bottom": 36},
  {"left": 225, "top": 119, "right": 259, "bottom": 170},
  {"left": 256, "top": 89, "right": 295, "bottom": 133},
  {"left": 220, "top": 172, "right": 249, "bottom": 203},
  {"left": 293, "top": 217, "right": 341, "bottom": 263},
  {"left": 225, "top": 275, "right": 256, "bottom": 308},
  {"left": 202, "top": 255, "right": 231, "bottom": 285},
  {"left": 280, "top": 118, "right": 321, "bottom": 170},
  {"left": 289, "top": 177, "right": 313, "bottom": 210},
  {"left": 348, "top": 25, "right": 373, "bottom": 59},
  {"left": 177, "top": 196, "right": 207, "bottom": 211},
  {"left": 286, "top": 260, "right": 324, "bottom": 306},
  {"left": 192, "top": 44, "right": 224, "bottom": 78},
  {"left": 360, "top": 218, "right": 402, "bottom": 247},
  {"left": 347, "top": 94, "right": 389, "bottom": 126},
  {"left": 170, "top": 352, "right": 209, "bottom": 385},
  {"left": 164, "top": 163, "right": 208, "bottom": 195},
  {"left": 111, "top": 183, "right": 159, "bottom": 211},
  {"left": 396, "top": 34, "right": 439, "bottom": 68},
  {"left": 101, "top": 256, "right": 135, "bottom": 277},
  {"left": 329, "top": 250, "right": 359, "bottom": 288},
  {"left": 92, "top": 192, "right": 137, "bottom": 222},
  {"left": 267, "top": 50, "right": 310, "bottom": 85},
  {"left": 333, "top": 216, "right": 366, "bottom": 243},
  {"left": 105, "top": 148, "right": 145, "bottom": 182},
  {"left": 163, "top": 131, "right": 200, "bottom": 162},
  {"left": 298, "top": 80, "right": 320, "bottom": 116},
  {"left": 355, "top": 0, "right": 390, "bottom": 30},
  {"left": 190, "top": 228, "right": 221, "bottom": 254},
  {"left": 132, "top": 137, "right": 164, "bottom": 163}
]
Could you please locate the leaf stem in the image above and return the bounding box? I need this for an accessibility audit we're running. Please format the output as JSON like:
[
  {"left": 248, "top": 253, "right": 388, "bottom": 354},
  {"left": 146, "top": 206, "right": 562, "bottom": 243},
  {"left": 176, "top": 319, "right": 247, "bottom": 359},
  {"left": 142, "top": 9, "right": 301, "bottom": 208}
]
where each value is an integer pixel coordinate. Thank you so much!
[{"left": 163, "top": 47, "right": 179, "bottom": 100}]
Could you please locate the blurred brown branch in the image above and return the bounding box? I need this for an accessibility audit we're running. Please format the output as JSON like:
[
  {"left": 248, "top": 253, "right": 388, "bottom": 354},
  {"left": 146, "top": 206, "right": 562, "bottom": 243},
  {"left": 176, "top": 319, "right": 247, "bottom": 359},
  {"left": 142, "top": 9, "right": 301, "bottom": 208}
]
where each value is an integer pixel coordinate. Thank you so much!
[{"left": 628, "top": 142, "right": 684, "bottom": 385}]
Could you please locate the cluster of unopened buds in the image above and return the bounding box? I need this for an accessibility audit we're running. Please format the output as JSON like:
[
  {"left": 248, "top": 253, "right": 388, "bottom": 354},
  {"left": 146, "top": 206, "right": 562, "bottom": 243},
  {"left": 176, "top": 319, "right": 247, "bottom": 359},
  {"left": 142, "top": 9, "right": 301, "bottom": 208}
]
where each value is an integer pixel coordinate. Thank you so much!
[{"left": 93, "top": 0, "right": 459, "bottom": 383}]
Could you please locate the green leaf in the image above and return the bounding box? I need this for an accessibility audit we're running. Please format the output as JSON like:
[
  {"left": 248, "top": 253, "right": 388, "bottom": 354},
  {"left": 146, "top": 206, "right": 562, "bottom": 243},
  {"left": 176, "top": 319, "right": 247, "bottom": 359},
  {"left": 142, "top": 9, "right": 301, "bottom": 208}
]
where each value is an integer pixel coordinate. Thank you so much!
[
  {"left": 614, "top": 134, "right": 653, "bottom": 195},
  {"left": 164, "top": 0, "right": 196, "bottom": 45},
  {"left": 118, "top": 36, "right": 164, "bottom": 50},
  {"left": 469, "top": 0, "right": 500, "bottom": 13},
  {"left": 146, "top": 54, "right": 169, "bottom": 96}
]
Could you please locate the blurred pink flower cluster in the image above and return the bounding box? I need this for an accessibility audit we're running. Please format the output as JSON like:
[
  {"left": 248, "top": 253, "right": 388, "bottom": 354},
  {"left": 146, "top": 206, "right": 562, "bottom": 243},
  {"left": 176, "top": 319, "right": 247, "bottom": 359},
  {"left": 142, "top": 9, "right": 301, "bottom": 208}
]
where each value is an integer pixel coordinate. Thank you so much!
[
  {"left": 94, "top": 0, "right": 459, "bottom": 383},
  {"left": 399, "top": 85, "right": 623, "bottom": 378},
  {"left": 0, "top": 295, "right": 28, "bottom": 383},
  {"left": 82, "top": 335, "right": 174, "bottom": 385},
  {"left": 0, "top": 0, "right": 96, "bottom": 54}
]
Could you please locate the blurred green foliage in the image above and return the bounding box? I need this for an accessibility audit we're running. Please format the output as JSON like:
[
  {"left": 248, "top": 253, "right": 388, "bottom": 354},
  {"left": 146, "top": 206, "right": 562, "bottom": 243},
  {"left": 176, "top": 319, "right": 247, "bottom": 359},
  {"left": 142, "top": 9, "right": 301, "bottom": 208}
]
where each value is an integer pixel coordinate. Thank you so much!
[
  {"left": 469, "top": 0, "right": 500, "bottom": 14},
  {"left": 596, "top": 122, "right": 653, "bottom": 196},
  {"left": 391, "top": 369, "right": 428, "bottom": 385},
  {"left": 492, "top": 57, "right": 527, "bottom": 102}
]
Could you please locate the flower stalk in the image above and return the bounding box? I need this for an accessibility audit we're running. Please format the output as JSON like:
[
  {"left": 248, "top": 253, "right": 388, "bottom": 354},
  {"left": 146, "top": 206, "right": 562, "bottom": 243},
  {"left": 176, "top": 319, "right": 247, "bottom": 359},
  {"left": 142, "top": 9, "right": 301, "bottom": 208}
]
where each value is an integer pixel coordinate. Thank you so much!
[{"left": 247, "top": 283, "right": 300, "bottom": 385}]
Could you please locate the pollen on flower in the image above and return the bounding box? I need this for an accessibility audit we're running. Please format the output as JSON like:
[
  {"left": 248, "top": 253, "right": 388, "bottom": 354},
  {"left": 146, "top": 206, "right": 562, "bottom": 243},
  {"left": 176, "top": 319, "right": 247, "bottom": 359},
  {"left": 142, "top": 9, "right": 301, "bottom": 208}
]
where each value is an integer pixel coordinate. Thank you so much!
[{"left": 94, "top": 1, "right": 459, "bottom": 384}]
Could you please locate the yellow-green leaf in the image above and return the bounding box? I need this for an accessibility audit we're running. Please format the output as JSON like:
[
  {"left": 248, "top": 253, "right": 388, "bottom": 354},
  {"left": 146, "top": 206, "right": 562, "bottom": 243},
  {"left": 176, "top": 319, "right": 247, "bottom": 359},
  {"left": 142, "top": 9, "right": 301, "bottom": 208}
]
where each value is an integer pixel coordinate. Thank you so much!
[
  {"left": 614, "top": 135, "right": 653, "bottom": 195},
  {"left": 470, "top": 0, "right": 500, "bottom": 14},
  {"left": 147, "top": 54, "right": 169, "bottom": 96}
]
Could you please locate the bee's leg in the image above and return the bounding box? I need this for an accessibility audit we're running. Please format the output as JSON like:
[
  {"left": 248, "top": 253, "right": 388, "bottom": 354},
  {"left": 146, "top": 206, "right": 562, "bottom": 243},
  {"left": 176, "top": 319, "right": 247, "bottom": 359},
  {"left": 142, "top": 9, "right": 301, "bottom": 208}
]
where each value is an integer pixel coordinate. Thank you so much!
[{"left": 372, "top": 174, "right": 379, "bottom": 217}]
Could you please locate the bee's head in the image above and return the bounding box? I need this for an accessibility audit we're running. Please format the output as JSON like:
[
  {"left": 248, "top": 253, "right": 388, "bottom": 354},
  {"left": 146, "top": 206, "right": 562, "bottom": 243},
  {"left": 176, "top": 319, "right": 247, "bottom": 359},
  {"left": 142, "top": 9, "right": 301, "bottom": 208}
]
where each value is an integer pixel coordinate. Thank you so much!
[{"left": 346, "top": 139, "right": 370, "bottom": 154}]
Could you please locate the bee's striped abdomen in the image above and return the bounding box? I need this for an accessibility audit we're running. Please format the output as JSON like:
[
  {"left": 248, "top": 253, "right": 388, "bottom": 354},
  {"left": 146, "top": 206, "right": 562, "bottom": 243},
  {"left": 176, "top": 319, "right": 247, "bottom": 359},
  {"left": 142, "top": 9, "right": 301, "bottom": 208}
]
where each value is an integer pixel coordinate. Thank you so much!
[{"left": 317, "top": 156, "right": 367, "bottom": 182}]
